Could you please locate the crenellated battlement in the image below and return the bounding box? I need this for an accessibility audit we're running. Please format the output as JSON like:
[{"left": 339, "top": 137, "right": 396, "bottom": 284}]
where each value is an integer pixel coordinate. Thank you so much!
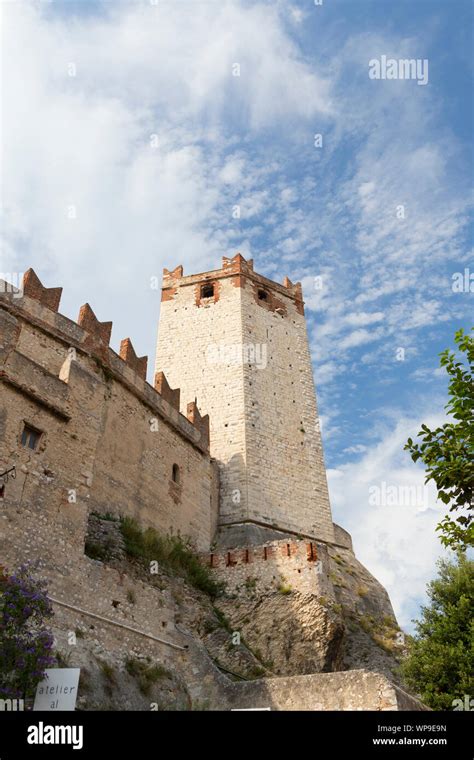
[
  {"left": 0, "top": 269, "right": 209, "bottom": 454},
  {"left": 77, "top": 302, "right": 113, "bottom": 346},
  {"left": 154, "top": 371, "right": 180, "bottom": 412},
  {"left": 201, "top": 538, "right": 335, "bottom": 599},
  {"left": 160, "top": 253, "right": 304, "bottom": 313},
  {"left": 23, "top": 267, "right": 63, "bottom": 312},
  {"left": 186, "top": 400, "right": 210, "bottom": 453},
  {"left": 206, "top": 539, "right": 319, "bottom": 569},
  {"left": 119, "top": 338, "right": 148, "bottom": 381}
]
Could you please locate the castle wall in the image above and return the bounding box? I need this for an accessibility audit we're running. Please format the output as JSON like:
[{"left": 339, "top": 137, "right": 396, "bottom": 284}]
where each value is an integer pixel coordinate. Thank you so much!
[
  {"left": 16, "top": 319, "right": 71, "bottom": 376},
  {"left": 89, "top": 371, "right": 214, "bottom": 549},
  {"left": 204, "top": 538, "right": 335, "bottom": 599},
  {"left": 0, "top": 275, "right": 217, "bottom": 552},
  {"left": 333, "top": 523, "right": 354, "bottom": 552}
]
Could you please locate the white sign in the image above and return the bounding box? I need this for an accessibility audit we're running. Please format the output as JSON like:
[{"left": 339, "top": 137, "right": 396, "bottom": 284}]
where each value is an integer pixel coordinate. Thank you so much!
[{"left": 33, "top": 668, "right": 80, "bottom": 711}]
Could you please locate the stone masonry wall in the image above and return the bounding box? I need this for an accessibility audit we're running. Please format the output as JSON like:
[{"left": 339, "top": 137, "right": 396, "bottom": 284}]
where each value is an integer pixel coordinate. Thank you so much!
[
  {"left": 204, "top": 538, "right": 335, "bottom": 599},
  {"left": 0, "top": 272, "right": 217, "bottom": 551},
  {"left": 225, "top": 671, "right": 429, "bottom": 711},
  {"left": 155, "top": 254, "right": 334, "bottom": 545},
  {"left": 155, "top": 263, "right": 248, "bottom": 527},
  {"left": 240, "top": 266, "right": 334, "bottom": 543}
]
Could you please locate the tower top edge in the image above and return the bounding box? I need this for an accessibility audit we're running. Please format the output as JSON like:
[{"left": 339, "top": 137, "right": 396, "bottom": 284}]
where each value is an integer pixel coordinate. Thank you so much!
[{"left": 161, "top": 253, "right": 303, "bottom": 303}]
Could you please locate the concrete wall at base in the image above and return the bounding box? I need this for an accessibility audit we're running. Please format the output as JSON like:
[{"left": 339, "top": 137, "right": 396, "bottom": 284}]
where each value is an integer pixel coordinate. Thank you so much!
[{"left": 224, "top": 671, "right": 429, "bottom": 711}]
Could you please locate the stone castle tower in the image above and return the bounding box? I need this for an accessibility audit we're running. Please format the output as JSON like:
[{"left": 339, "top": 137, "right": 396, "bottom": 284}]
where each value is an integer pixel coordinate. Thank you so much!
[{"left": 155, "top": 253, "right": 335, "bottom": 547}]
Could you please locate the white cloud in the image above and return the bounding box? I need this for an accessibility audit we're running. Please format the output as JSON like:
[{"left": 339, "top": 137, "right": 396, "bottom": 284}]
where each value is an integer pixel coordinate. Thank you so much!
[
  {"left": 342, "top": 444, "right": 367, "bottom": 454},
  {"left": 339, "top": 326, "right": 384, "bottom": 350},
  {"left": 219, "top": 158, "right": 245, "bottom": 185},
  {"left": 411, "top": 366, "right": 446, "bottom": 381},
  {"left": 344, "top": 311, "right": 385, "bottom": 327},
  {"left": 1, "top": 0, "right": 333, "bottom": 362},
  {"left": 287, "top": 4, "right": 306, "bottom": 26},
  {"left": 327, "top": 412, "right": 452, "bottom": 631},
  {"left": 314, "top": 359, "right": 345, "bottom": 386}
]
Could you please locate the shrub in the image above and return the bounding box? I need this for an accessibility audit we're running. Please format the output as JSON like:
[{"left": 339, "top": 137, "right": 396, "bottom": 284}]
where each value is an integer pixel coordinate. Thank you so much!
[
  {"left": 401, "top": 553, "right": 474, "bottom": 709},
  {"left": 99, "top": 660, "right": 116, "bottom": 684},
  {"left": 125, "top": 657, "right": 171, "bottom": 696},
  {"left": 244, "top": 576, "right": 257, "bottom": 591},
  {"left": 120, "top": 517, "right": 224, "bottom": 598},
  {"left": 84, "top": 540, "right": 112, "bottom": 562},
  {"left": 211, "top": 605, "right": 232, "bottom": 632}
]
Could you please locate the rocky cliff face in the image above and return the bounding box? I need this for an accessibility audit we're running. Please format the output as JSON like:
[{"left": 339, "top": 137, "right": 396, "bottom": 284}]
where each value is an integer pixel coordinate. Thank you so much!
[
  {"left": 327, "top": 544, "right": 405, "bottom": 680},
  {"left": 69, "top": 515, "right": 407, "bottom": 710},
  {"left": 202, "top": 548, "right": 404, "bottom": 683}
]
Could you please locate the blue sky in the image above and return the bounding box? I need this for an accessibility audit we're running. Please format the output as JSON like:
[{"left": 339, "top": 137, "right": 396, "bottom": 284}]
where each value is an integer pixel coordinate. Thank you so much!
[{"left": 1, "top": 0, "right": 473, "bottom": 630}]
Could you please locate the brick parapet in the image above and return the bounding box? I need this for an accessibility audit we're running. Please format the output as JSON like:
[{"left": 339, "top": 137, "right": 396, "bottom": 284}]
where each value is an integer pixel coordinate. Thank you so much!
[
  {"left": 160, "top": 253, "right": 304, "bottom": 310},
  {"left": 203, "top": 538, "right": 335, "bottom": 599},
  {"left": 206, "top": 538, "right": 320, "bottom": 569}
]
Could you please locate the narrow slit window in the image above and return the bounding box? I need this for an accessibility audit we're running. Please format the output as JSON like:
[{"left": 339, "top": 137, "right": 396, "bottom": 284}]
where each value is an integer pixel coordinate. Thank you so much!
[
  {"left": 201, "top": 283, "right": 214, "bottom": 299},
  {"left": 172, "top": 463, "right": 180, "bottom": 484},
  {"left": 21, "top": 424, "right": 41, "bottom": 450}
]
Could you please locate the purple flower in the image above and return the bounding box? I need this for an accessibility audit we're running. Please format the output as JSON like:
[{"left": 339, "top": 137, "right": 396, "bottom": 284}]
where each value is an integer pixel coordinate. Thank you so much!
[{"left": 0, "top": 565, "right": 55, "bottom": 699}]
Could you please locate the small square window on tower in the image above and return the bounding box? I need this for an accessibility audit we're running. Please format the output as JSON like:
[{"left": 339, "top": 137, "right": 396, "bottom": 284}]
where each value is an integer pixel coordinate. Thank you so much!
[
  {"left": 21, "top": 423, "right": 42, "bottom": 451},
  {"left": 258, "top": 289, "right": 268, "bottom": 301},
  {"left": 201, "top": 283, "right": 214, "bottom": 299}
]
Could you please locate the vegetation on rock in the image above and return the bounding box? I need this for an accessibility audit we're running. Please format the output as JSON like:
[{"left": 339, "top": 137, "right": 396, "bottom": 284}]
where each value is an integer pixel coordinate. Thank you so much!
[{"left": 119, "top": 517, "right": 224, "bottom": 599}]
